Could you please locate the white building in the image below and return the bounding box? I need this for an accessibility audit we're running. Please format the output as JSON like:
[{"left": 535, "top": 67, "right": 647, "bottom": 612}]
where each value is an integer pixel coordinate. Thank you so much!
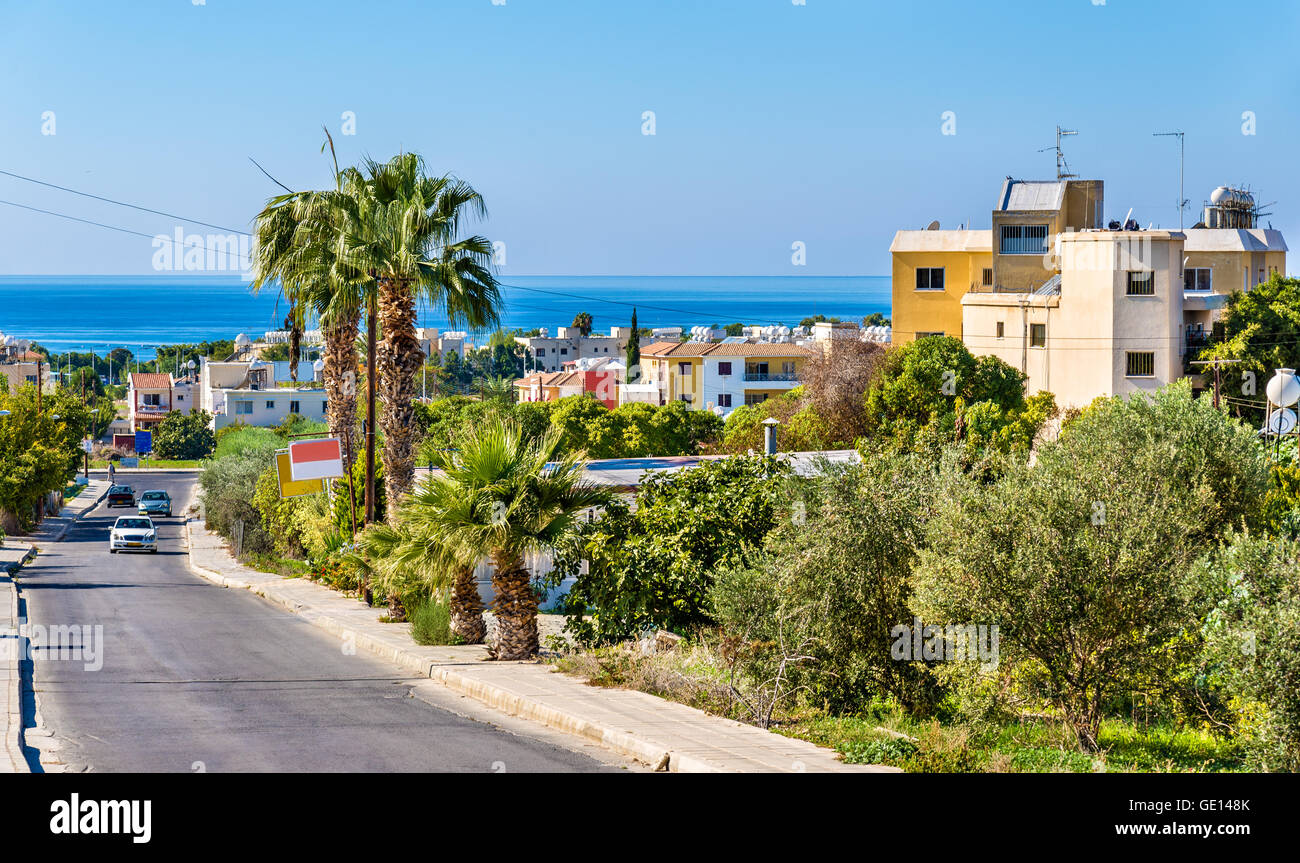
[
  {"left": 515, "top": 325, "right": 631, "bottom": 373},
  {"left": 200, "top": 357, "right": 327, "bottom": 430}
]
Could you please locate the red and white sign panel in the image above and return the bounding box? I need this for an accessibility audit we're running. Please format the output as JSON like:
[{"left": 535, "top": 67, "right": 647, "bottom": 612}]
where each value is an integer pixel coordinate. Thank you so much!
[{"left": 288, "top": 438, "right": 345, "bottom": 482}]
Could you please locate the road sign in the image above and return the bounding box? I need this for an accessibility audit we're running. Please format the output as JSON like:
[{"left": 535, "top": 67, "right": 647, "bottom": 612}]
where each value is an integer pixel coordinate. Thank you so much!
[
  {"left": 120, "top": 457, "right": 139, "bottom": 468},
  {"left": 135, "top": 430, "right": 152, "bottom": 455},
  {"left": 275, "top": 451, "right": 324, "bottom": 499},
  {"left": 288, "top": 437, "right": 344, "bottom": 482}
]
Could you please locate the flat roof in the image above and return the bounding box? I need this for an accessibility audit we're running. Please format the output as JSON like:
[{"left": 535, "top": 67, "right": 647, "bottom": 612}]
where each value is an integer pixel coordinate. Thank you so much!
[{"left": 889, "top": 229, "right": 992, "bottom": 253}]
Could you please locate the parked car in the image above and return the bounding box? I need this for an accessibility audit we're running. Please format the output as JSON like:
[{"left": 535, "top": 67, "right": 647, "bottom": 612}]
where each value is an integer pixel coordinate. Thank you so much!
[
  {"left": 109, "top": 516, "right": 157, "bottom": 553},
  {"left": 107, "top": 485, "right": 135, "bottom": 508},
  {"left": 137, "top": 490, "right": 172, "bottom": 518}
]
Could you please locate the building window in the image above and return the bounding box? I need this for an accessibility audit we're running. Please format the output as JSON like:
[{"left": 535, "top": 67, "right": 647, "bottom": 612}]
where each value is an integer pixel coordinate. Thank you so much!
[
  {"left": 678, "top": 393, "right": 692, "bottom": 403},
  {"left": 266, "top": 400, "right": 276, "bottom": 409},
  {"left": 915, "top": 267, "right": 945, "bottom": 291},
  {"left": 322, "top": 401, "right": 328, "bottom": 413},
  {"left": 176, "top": 394, "right": 184, "bottom": 401},
  {"left": 996, "top": 321, "right": 1005, "bottom": 339},
  {"left": 917, "top": 331, "right": 944, "bottom": 339},
  {"left": 744, "top": 393, "right": 769, "bottom": 406},
  {"left": 235, "top": 400, "right": 253, "bottom": 415},
  {"left": 982, "top": 267, "right": 993, "bottom": 286},
  {"left": 678, "top": 362, "right": 692, "bottom": 376},
  {"left": 1126, "top": 351, "right": 1156, "bottom": 378},
  {"left": 781, "top": 361, "right": 796, "bottom": 376},
  {"left": 717, "top": 393, "right": 732, "bottom": 408},
  {"left": 143, "top": 393, "right": 161, "bottom": 406},
  {"left": 1184, "top": 268, "right": 1212, "bottom": 292},
  {"left": 999, "top": 224, "right": 1049, "bottom": 255},
  {"left": 536, "top": 348, "right": 545, "bottom": 356},
  {"left": 717, "top": 362, "right": 732, "bottom": 376},
  {"left": 1126, "top": 271, "right": 1155, "bottom": 296},
  {"left": 560, "top": 348, "right": 568, "bottom": 355},
  {"left": 290, "top": 400, "right": 301, "bottom": 414},
  {"left": 1030, "top": 323, "right": 1046, "bottom": 347}
]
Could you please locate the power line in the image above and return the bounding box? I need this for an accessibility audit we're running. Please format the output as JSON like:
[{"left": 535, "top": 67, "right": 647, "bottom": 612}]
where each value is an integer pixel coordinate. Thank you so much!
[
  {"left": 0, "top": 169, "right": 248, "bottom": 234},
  {"left": 0, "top": 198, "right": 253, "bottom": 262}
]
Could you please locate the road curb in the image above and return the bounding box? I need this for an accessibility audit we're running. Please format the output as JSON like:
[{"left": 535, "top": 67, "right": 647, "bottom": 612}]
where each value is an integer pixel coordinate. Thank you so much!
[
  {"left": 41, "top": 484, "right": 112, "bottom": 543},
  {"left": 1, "top": 569, "right": 28, "bottom": 773},
  {"left": 181, "top": 519, "right": 876, "bottom": 773}
]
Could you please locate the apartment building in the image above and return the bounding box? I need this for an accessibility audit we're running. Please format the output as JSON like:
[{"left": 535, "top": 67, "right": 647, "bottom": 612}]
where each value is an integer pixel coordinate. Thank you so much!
[
  {"left": 894, "top": 175, "right": 1287, "bottom": 408},
  {"left": 892, "top": 178, "right": 1104, "bottom": 345},
  {"left": 637, "top": 341, "right": 811, "bottom": 416},
  {"left": 0, "top": 353, "right": 55, "bottom": 394},
  {"left": 417, "top": 327, "right": 468, "bottom": 360},
  {"left": 963, "top": 230, "right": 1188, "bottom": 408},
  {"left": 515, "top": 326, "right": 631, "bottom": 373}
]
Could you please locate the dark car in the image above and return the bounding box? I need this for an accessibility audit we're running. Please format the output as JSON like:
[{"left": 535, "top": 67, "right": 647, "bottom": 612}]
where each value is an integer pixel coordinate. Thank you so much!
[{"left": 106, "top": 485, "right": 135, "bottom": 508}]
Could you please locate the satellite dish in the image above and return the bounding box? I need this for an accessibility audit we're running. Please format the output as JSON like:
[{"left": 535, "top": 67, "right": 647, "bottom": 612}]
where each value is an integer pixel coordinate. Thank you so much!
[
  {"left": 925, "top": 220, "right": 940, "bottom": 231},
  {"left": 1265, "top": 407, "right": 1297, "bottom": 436},
  {"left": 1266, "top": 368, "right": 1300, "bottom": 407}
]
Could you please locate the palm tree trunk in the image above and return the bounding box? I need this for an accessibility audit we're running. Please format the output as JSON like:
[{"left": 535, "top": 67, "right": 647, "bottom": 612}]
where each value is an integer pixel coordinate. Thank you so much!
[
  {"left": 323, "top": 306, "right": 361, "bottom": 462},
  {"left": 288, "top": 318, "right": 301, "bottom": 382},
  {"left": 450, "top": 565, "right": 486, "bottom": 644},
  {"left": 387, "top": 592, "right": 407, "bottom": 623},
  {"left": 488, "top": 550, "right": 539, "bottom": 660},
  {"left": 376, "top": 275, "right": 424, "bottom": 521}
]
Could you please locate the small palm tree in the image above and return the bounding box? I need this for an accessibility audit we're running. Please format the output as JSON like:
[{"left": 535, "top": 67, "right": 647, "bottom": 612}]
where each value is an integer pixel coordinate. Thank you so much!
[
  {"left": 415, "top": 417, "right": 608, "bottom": 659},
  {"left": 353, "top": 517, "right": 486, "bottom": 642}
]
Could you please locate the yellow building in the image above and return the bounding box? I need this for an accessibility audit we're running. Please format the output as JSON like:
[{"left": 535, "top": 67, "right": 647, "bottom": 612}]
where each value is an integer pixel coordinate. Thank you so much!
[
  {"left": 891, "top": 178, "right": 1104, "bottom": 344},
  {"left": 636, "top": 341, "right": 811, "bottom": 415}
]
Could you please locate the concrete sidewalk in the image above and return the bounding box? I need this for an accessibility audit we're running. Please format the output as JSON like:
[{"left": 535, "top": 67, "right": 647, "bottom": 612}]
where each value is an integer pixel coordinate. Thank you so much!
[
  {"left": 1, "top": 478, "right": 112, "bottom": 773},
  {"left": 27, "top": 480, "right": 112, "bottom": 544},
  {"left": 186, "top": 520, "right": 894, "bottom": 773}
]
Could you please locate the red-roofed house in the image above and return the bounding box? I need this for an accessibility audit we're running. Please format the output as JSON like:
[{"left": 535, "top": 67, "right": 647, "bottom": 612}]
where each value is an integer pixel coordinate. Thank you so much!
[
  {"left": 514, "top": 358, "right": 622, "bottom": 409},
  {"left": 128, "top": 372, "right": 183, "bottom": 431}
]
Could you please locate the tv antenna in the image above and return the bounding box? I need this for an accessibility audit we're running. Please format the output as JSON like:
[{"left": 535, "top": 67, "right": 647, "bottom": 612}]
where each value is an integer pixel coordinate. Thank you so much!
[
  {"left": 1153, "top": 130, "right": 1189, "bottom": 230},
  {"left": 1039, "top": 126, "right": 1078, "bottom": 179}
]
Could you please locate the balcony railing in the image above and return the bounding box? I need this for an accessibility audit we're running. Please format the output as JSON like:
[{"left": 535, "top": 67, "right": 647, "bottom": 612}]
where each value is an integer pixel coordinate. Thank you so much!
[{"left": 743, "top": 372, "right": 799, "bottom": 382}]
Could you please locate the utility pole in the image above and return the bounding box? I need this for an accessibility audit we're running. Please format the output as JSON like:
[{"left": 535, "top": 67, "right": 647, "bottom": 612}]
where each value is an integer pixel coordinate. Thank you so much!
[
  {"left": 1153, "top": 131, "right": 1188, "bottom": 230},
  {"left": 364, "top": 287, "right": 378, "bottom": 525}
]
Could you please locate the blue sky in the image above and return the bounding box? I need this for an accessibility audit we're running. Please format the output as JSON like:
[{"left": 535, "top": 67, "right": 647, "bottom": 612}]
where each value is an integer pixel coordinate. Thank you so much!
[{"left": 1, "top": 0, "right": 1297, "bottom": 276}]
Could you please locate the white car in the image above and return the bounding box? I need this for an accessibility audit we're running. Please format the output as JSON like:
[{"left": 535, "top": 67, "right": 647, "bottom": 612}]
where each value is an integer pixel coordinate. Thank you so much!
[{"left": 109, "top": 516, "right": 158, "bottom": 554}]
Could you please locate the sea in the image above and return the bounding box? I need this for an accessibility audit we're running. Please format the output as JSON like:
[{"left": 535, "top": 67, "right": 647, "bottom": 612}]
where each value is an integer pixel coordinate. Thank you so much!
[{"left": 0, "top": 274, "right": 890, "bottom": 360}]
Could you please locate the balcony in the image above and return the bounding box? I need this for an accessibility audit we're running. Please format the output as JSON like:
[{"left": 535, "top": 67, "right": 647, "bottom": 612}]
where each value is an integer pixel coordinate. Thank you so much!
[{"left": 743, "top": 372, "right": 799, "bottom": 383}]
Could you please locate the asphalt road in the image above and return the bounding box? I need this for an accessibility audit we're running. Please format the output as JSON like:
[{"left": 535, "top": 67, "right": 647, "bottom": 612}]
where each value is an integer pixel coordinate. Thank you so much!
[{"left": 17, "top": 472, "right": 618, "bottom": 773}]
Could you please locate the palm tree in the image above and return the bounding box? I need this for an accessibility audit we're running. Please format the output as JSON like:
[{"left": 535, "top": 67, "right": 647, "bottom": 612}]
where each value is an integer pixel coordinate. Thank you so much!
[
  {"left": 417, "top": 418, "right": 609, "bottom": 659},
  {"left": 309, "top": 154, "right": 501, "bottom": 520},
  {"left": 355, "top": 497, "right": 487, "bottom": 643},
  {"left": 571, "top": 311, "right": 593, "bottom": 337},
  {"left": 251, "top": 144, "right": 366, "bottom": 468}
]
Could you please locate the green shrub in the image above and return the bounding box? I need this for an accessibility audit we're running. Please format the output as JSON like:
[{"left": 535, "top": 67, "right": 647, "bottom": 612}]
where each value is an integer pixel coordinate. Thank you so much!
[
  {"left": 551, "top": 455, "right": 790, "bottom": 645},
  {"left": 198, "top": 435, "right": 278, "bottom": 554},
  {"left": 152, "top": 409, "right": 216, "bottom": 460}
]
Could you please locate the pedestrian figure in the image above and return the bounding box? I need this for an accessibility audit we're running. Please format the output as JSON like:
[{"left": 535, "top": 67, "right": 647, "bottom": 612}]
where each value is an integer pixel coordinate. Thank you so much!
[{"left": 108, "top": 460, "right": 116, "bottom": 484}]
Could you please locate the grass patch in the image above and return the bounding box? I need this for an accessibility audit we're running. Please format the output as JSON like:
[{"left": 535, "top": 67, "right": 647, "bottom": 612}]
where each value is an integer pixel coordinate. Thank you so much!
[
  {"left": 240, "top": 553, "right": 310, "bottom": 578},
  {"left": 409, "top": 597, "right": 463, "bottom": 646},
  {"left": 552, "top": 640, "right": 1247, "bottom": 773}
]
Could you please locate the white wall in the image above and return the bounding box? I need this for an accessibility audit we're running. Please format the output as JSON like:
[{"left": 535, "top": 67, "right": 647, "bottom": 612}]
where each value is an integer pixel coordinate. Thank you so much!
[{"left": 215, "top": 389, "right": 328, "bottom": 430}]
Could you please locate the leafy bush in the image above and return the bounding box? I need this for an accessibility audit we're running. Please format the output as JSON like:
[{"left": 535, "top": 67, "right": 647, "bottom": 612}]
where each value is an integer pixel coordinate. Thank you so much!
[
  {"left": 152, "top": 409, "right": 216, "bottom": 460},
  {"left": 551, "top": 455, "right": 789, "bottom": 644},
  {"left": 913, "top": 382, "right": 1269, "bottom": 750},
  {"left": 711, "top": 452, "right": 951, "bottom": 716},
  {"left": 1197, "top": 534, "right": 1300, "bottom": 771},
  {"left": 198, "top": 434, "right": 278, "bottom": 554}
]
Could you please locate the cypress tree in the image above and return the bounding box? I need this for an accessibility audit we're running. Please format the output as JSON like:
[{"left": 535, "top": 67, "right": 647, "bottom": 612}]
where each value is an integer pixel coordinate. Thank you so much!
[{"left": 626, "top": 307, "right": 640, "bottom": 383}]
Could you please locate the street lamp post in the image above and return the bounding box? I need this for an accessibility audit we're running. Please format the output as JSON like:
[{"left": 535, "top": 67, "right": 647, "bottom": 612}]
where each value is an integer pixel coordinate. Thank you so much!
[{"left": 84, "top": 408, "right": 99, "bottom": 480}]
